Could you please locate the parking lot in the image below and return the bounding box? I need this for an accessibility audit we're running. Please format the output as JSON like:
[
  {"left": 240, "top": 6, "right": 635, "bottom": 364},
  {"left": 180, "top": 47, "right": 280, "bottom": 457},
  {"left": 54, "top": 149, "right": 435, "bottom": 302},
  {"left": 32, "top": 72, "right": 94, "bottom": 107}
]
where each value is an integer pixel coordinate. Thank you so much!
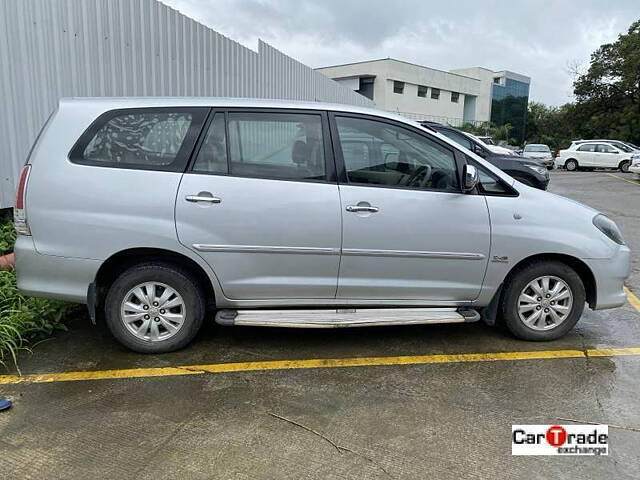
[{"left": 1, "top": 170, "right": 639, "bottom": 479}]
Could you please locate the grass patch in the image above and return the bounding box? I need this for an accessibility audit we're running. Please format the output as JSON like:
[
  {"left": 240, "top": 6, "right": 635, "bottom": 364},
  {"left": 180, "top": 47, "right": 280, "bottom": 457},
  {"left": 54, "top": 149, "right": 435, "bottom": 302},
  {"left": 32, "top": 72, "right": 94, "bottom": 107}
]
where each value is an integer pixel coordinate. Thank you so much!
[{"left": 0, "top": 218, "right": 74, "bottom": 370}]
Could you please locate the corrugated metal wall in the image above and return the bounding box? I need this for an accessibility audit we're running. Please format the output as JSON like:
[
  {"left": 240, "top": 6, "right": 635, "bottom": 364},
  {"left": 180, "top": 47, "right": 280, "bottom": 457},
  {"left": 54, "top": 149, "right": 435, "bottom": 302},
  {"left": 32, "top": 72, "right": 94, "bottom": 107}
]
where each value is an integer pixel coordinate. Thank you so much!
[{"left": 0, "top": 0, "right": 373, "bottom": 208}]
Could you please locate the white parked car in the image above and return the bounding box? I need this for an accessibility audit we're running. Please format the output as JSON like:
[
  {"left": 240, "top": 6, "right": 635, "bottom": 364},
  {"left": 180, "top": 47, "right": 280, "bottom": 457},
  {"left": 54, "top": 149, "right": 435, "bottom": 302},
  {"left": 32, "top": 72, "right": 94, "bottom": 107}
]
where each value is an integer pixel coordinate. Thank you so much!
[
  {"left": 555, "top": 141, "right": 635, "bottom": 172},
  {"left": 630, "top": 158, "right": 640, "bottom": 176},
  {"left": 471, "top": 134, "right": 514, "bottom": 155},
  {"left": 570, "top": 139, "right": 640, "bottom": 154},
  {"left": 522, "top": 144, "right": 553, "bottom": 169}
]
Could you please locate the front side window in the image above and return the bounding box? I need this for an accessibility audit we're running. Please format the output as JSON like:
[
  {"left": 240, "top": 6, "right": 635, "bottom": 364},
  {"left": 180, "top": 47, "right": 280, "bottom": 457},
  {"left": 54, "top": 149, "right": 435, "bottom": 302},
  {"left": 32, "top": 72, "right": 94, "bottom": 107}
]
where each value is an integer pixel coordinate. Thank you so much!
[
  {"left": 431, "top": 88, "right": 440, "bottom": 100},
  {"left": 73, "top": 108, "right": 206, "bottom": 170},
  {"left": 335, "top": 116, "right": 459, "bottom": 192},
  {"left": 596, "top": 144, "right": 617, "bottom": 153},
  {"left": 227, "top": 112, "right": 325, "bottom": 181}
]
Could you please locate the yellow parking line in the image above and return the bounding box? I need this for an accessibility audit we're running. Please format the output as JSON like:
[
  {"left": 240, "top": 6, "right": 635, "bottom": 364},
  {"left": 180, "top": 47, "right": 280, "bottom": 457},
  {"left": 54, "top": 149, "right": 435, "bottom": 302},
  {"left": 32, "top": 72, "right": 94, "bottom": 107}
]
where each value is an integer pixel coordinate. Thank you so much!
[
  {"left": 625, "top": 286, "right": 640, "bottom": 312},
  {"left": 605, "top": 173, "right": 640, "bottom": 186},
  {"left": 1, "top": 347, "right": 639, "bottom": 385}
]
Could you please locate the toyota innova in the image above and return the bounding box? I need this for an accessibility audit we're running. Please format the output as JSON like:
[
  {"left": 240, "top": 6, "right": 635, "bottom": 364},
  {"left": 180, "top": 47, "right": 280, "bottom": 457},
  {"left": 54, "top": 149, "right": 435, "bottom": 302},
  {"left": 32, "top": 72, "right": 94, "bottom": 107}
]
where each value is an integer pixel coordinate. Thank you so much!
[{"left": 14, "top": 98, "right": 631, "bottom": 352}]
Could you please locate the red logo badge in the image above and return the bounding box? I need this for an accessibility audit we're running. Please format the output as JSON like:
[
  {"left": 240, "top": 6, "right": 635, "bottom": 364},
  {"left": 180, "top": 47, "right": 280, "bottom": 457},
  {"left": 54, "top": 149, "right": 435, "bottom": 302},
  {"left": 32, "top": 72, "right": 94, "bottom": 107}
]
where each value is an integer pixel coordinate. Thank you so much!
[{"left": 546, "top": 425, "right": 567, "bottom": 447}]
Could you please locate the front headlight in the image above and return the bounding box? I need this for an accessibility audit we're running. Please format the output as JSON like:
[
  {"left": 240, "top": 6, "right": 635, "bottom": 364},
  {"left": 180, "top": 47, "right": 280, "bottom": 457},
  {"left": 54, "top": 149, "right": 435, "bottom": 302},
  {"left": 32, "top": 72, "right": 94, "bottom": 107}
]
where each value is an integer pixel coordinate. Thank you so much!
[
  {"left": 593, "top": 214, "right": 625, "bottom": 245},
  {"left": 525, "top": 164, "right": 548, "bottom": 176}
]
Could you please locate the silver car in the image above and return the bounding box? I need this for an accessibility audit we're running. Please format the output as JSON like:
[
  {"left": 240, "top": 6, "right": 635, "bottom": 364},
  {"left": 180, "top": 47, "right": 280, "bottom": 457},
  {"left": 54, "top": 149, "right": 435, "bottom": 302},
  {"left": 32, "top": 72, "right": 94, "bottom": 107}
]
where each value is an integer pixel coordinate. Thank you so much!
[
  {"left": 14, "top": 98, "right": 631, "bottom": 353},
  {"left": 522, "top": 144, "right": 554, "bottom": 169}
]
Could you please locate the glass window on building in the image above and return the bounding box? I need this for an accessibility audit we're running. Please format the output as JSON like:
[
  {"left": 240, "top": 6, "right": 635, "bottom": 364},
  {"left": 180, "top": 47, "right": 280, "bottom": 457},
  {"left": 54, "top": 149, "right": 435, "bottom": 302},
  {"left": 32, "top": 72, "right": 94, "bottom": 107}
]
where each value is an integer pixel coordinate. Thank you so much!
[
  {"left": 417, "top": 85, "right": 428, "bottom": 98},
  {"left": 393, "top": 81, "right": 404, "bottom": 94},
  {"left": 490, "top": 77, "right": 530, "bottom": 144},
  {"left": 431, "top": 88, "right": 440, "bottom": 100},
  {"left": 451, "top": 92, "right": 459, "bottom": 103}
]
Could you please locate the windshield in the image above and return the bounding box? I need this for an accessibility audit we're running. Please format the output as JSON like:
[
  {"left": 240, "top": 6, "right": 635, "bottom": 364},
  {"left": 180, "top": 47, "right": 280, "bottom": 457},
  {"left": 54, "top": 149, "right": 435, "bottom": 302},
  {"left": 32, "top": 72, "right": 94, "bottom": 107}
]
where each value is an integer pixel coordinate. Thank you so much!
[
  {"left": 615, "top": 143, "right": 633, "bottom": 152},
  {"left": 524, "top": 145, "right": 550, "bottom": 152}
]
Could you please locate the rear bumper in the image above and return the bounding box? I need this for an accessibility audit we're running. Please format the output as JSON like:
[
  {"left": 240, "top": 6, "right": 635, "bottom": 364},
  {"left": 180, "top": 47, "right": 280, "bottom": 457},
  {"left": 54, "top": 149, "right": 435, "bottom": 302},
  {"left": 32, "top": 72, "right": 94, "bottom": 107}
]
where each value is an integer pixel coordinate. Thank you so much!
[
  {"left": 15, "top": 236, "right": 101, "bottom": 304},
  {"left": 583, "top": 245, "right": 631, "bottom": 310}
]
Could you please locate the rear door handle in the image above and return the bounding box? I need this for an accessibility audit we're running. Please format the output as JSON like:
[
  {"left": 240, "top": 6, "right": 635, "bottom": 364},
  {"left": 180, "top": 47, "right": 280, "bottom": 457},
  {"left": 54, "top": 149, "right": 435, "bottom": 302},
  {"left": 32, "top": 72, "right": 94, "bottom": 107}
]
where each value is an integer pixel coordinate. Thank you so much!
[
  {"left": 185, "top": 194, "right": 221, "bottom": 203},
  {"left": 346, "top": 205, "right": 379, "bottom": 213}
]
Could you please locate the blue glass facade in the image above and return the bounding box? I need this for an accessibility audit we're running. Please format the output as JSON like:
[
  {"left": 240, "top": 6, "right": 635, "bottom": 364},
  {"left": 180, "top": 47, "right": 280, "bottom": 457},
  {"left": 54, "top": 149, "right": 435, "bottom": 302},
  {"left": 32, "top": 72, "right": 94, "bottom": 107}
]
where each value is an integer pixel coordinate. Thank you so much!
[{"left": 490, "top": 78, "right": 530, "bottom": 143}]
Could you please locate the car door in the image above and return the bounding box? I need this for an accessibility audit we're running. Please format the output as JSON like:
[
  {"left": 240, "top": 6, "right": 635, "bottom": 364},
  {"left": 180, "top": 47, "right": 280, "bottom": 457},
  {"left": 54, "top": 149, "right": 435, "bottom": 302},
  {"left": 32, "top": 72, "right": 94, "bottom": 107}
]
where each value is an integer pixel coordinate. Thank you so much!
[
  {"left": 175, "top": 109, "right": 342, "bottom": 300},
  {"left": 576, "top": 144, "right": 596, "bottom": 166},
  {"left": 330, "top": 113, "right": 491, "bottom": 302},
  {"left": 595, "top": 144, "right": 621, "bottom": 167}
]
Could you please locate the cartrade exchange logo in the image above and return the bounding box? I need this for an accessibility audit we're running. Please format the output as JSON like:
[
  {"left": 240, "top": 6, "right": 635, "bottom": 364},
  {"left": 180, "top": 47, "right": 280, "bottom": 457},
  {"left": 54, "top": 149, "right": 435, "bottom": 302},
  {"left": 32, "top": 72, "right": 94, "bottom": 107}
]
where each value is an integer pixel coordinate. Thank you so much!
[{"left": 512, "top": 425, "right": 608, "bottom": 456}]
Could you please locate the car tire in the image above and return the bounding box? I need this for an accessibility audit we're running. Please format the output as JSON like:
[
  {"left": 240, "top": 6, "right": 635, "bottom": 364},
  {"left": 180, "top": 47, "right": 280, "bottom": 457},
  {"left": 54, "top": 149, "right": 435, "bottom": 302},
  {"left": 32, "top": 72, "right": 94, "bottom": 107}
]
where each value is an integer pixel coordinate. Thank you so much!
[
  {"left": 104, "top": 263, "right": 206, "bottom": 353},
  {"left": 501, "top": 260, "right": 585, "bottom": 341},
  {"left": 619, "top": 160, "right": 631, "bottom": 173},
  {"left": 565, "top": 159, "right": 578, "bottom": 171}
]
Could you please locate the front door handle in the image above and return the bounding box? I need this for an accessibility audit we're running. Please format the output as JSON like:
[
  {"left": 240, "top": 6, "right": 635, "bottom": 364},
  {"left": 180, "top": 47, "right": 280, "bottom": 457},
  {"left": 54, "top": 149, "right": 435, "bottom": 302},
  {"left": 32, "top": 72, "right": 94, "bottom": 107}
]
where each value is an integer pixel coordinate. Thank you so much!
[
  {"left": 185, "top": 193, "right": 222, "bottom": 203},
  {"left": 346, "top": 205, "right": 379, "bottom": 213}
]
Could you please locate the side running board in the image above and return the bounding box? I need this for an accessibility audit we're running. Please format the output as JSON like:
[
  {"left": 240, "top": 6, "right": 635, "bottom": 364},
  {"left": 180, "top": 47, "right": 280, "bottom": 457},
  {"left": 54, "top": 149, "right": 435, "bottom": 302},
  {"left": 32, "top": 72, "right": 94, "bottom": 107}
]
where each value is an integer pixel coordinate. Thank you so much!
[{"left": 215, "top": 307, "right": 480, "bottom": 328}]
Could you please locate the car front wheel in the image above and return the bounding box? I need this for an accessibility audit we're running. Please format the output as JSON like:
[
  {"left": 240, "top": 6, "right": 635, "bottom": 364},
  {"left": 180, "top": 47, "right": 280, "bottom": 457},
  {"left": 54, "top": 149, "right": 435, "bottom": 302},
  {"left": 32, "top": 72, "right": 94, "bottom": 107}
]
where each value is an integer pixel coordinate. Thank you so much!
[
  {"left": 619, "top": 160, "right": 631, "bottom": 173},
  {"left": 501, "top": 260, "right": 585, "bottom": 341},
  {"left": 105, "top": 263, "right": 205, "bottom": 353}
]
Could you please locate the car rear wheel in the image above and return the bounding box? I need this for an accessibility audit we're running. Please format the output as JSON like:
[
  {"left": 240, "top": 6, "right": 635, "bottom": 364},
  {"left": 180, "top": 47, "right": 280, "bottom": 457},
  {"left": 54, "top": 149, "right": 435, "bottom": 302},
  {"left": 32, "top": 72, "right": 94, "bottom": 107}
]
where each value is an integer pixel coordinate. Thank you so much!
[
  {"left": 619, "top": 160, "right": 631, "bottom": 173},
  {"left": 105, "top": 263, "right": 205, "bottom": 353},
  {"left": 565, "top": 159, "right": 578, "bottom": 171},
  {"left": 501, "top": 260, "right": 585, "bottom": 341}
]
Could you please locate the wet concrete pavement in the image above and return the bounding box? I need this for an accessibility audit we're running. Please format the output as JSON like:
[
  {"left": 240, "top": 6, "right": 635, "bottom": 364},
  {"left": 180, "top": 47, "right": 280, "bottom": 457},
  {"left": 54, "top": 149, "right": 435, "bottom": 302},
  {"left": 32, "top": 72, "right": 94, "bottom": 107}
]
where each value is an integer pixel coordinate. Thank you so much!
[{"left": 0, "top": 170, "right": 639, "bottom": 479}]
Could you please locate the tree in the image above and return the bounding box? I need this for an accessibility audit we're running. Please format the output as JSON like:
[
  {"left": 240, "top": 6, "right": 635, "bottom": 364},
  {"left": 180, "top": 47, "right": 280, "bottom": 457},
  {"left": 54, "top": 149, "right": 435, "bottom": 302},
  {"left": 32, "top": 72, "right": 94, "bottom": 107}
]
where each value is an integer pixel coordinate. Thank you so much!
[
  {"left": 572, "top": 20, "right": 640, "bottom": 143},
  {"left": 525, "top": 102, "right": 577, "bottom": 151}
]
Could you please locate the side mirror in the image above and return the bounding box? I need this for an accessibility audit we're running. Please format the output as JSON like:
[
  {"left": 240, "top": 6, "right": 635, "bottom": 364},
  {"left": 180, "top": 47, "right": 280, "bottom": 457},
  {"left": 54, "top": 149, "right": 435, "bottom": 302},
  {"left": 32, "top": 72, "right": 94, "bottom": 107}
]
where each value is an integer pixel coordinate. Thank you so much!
[
  {"left": 463, "top": 164, "right": 479, "bottom": 193},
  {"left": 473, "top": 144, "right": 486, "bottom": 158}
]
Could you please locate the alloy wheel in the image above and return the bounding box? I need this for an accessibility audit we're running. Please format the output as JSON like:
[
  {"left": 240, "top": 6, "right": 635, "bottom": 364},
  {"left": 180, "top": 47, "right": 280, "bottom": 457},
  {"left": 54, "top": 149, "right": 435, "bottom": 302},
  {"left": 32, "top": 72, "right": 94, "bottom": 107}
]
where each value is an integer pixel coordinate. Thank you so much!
[
  {"left": 517, "top": 276, "right": 573, "bottom": 331},
  {"left": 120, "top": 282, "right": 186, "bottom": 341}
]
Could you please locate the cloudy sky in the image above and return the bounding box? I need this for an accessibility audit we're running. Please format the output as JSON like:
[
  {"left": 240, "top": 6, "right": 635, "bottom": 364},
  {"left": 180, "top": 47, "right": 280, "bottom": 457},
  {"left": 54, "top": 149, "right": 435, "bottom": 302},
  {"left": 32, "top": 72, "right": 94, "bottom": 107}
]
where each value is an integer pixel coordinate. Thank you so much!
[{"left": 162, "top": 0, "right": 638, "bottom": 106}]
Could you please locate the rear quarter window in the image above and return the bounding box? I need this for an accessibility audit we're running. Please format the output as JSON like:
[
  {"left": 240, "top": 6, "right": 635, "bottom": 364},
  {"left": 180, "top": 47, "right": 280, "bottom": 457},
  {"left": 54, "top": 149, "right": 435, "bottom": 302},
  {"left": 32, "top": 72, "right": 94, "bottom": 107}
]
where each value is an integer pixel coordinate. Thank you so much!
[{"left": 69, "top": 107, "right": 208, "bottom": 171}]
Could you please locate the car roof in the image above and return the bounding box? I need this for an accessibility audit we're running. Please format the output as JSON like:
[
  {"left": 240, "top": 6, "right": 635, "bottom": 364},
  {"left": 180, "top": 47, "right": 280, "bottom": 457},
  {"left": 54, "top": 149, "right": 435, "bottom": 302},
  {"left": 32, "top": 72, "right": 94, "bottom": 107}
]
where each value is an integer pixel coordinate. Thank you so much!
[
  {"left": 61, "top": 96, "right": 417, "bottom": 126},
  {"left": 572, "top": 139, "right": 624, "bottom": 144}
]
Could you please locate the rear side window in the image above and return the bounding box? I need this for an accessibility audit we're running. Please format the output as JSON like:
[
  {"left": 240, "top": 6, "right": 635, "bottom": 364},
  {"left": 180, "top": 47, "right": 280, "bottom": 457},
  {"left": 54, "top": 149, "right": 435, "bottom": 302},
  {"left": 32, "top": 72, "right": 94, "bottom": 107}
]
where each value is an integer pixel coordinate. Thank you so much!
[
  {"left": 577, "top": 144, "right": 596, "bottom": 152},
  {"left": 70, "top": 107, "right": 208, "bottom": 171},
  {"left": 226, "top": 112, "right": 326, "bottom": 181}
]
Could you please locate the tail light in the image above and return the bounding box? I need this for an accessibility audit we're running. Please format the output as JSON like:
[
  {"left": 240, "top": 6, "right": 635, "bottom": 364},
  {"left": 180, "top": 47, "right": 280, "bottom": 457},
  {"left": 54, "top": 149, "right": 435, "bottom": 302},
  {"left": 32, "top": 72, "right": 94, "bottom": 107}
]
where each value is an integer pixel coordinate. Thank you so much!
[{"left": 14, "top": 165, "right": 31, "bottom": 235}]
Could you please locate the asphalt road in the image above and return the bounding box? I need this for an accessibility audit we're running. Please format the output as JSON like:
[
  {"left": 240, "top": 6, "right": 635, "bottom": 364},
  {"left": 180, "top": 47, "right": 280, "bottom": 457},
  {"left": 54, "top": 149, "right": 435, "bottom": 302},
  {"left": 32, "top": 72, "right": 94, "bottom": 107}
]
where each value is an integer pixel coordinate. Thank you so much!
[{"left": 1, "top": 170, "right": 639, "bottom": 480}]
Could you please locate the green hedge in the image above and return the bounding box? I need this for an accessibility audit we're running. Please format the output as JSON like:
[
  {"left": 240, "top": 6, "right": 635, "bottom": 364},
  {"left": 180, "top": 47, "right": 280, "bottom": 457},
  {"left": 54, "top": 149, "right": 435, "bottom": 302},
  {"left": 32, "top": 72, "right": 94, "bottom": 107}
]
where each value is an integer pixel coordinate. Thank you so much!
[{"left": 0, "top": 221, "right": 74, "bottom": 369}]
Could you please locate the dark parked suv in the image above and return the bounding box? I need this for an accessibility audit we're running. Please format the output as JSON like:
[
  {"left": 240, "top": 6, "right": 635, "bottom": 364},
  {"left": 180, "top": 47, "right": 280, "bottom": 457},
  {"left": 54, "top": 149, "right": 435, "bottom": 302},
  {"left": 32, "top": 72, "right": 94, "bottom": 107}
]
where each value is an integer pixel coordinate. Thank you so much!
[{"left": 421, "top": 122, "right": 550, "bottom": 190}]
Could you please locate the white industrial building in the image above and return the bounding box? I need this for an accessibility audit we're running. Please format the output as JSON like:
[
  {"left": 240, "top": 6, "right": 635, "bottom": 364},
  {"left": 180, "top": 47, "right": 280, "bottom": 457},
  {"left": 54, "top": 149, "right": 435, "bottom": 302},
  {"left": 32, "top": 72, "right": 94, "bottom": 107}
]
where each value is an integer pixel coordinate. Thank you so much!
[
  {"left": 317, "top": 59, "right": 530, "bottom": 133},
  {"left": 0, "top": 0, "right": 373, "bottom": 208}
]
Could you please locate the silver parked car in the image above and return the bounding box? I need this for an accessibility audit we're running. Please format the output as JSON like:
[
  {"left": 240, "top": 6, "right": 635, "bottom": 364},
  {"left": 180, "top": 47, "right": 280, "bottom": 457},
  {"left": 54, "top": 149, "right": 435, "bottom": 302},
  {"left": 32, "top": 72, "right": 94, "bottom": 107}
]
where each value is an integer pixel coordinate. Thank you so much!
[
  {"left": 522, "top": 144, "right": 554, "bottom": 169},
  {"left": 15, "top": 98, "right": 631, "bottom": 353}
]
